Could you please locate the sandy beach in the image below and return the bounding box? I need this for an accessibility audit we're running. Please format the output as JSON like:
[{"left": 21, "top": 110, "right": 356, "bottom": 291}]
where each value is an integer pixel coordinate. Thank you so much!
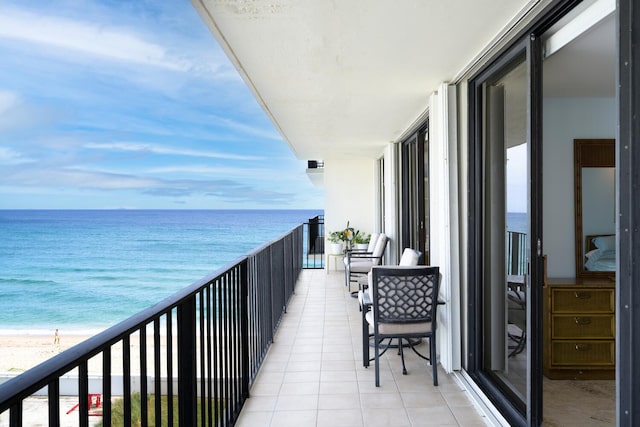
[
  {"left": 0, "top": 333, "right": 92, "bottom": 374},
  {"left": 0, "top": 331, "right": 183, "bottom": 379}
]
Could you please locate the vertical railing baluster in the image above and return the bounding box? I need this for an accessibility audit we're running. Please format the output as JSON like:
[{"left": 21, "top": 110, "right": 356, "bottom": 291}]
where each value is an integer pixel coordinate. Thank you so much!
[
  {"left": 178, "top": 295, "right": 197, "bottom": 427},
  {"left": 233, "top": 268, "right": 238, "bottom": 417},
  {"left": 48, "top": 379, "right": 59, "bottom": 425},
  {"left": 167, "top": 310, "right": 174, "bottom": 425},
  {"left": 240, "top": 260, "right": 250, "bottom": 402},
  {"left": 154, "top": 319, "right": 162, "bottom": 425},
  {"left": 9, "top": 401, "right": 21, "bottom": 427},
  {"left": 122, "top": 336, "right": 131, "bottom": 426},
  {"left": 102, "top": 347, "right": 112, "bottom": 426},
  {"left": 223, "top": 273, "right": 230, "bottom": 425},
  {"left": 140, "top": 325, "right": 148, "bottom": 426},
  {"left": 213, "top": 278, "right": 220, "bottom": 426},
  {"left": 79, "top": 361, "right": 88, "bottom": 427},
  {"left": 228, "top": 268, "right": 235, "bottom": 421},
  {"left": 199, "top": 291, "right": 206, "bottom": 426},
  {"left": 206, "top": 285, "right": 213, "bottom": 427}
]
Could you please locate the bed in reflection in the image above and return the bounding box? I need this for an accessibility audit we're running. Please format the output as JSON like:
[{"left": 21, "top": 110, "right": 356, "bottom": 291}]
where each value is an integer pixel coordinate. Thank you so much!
[{"left": 584, "top": 234, "right": 615, "bottom": 272}]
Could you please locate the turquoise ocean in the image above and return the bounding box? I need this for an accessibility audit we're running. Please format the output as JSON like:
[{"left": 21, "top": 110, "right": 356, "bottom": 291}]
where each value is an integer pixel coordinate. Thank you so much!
[
  {"left": 0, "top": 209, "right": 322, "bottom": 335},
  {"left": 507, "top": 212, "right": 527, "bottom": 233}
]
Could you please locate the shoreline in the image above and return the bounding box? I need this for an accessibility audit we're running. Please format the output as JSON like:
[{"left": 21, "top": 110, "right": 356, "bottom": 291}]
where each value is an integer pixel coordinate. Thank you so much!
[
  {"left": 0, "top": 333, "right": 92, "bottom": 374},
  {"left": 0, "top": 330, "right": 178, "bottom": 376}
]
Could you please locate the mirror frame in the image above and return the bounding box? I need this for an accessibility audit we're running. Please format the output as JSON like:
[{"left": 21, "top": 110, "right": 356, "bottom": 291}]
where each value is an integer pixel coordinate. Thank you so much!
[{"left": 574, "top": 138, "right": 616, "bottom": 279}]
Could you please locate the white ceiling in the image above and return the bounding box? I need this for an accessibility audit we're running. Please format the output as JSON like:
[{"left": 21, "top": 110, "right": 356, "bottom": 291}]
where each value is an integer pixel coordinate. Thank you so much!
[
  {"left": 543, "top": 13, "right": 615, "bottom": 97},
  {"left": 192, "top": 1, "right": 616, "bottom": 162},
  {"left": 192, "top": 0, "right": 534, "bottom": 160}
]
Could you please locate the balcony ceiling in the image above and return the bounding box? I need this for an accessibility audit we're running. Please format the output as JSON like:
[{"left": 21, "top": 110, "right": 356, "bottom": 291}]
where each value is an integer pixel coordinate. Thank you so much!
[{"left": 192, "top": 0, "right": 534, "bottom": 160}]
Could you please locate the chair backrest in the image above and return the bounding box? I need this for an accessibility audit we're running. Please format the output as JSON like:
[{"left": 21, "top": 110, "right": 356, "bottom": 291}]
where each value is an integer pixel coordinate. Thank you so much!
[
  {"left": 371, "top": 233, "right": 388, "bottom": 263},
  {"left": 371, "top": 266, "right": 440, "bottom": 326},
  {"left": 399, "top": 248, "right": 421, "bottom": 266},
  {"left": 366, "top": 233, "right": 380, "bottom": 253}
]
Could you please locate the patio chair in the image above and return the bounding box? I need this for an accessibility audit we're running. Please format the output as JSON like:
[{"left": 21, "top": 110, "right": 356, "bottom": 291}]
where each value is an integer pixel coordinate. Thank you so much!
[
  {"left": 343, "top": 232, "right": 379, "bottom": 284},
  {"left": 357, "top": 247, "right": 423, "bottom": 309},
  {"left": 362, "top": 265, "right": 441, "bottom": 387},
  {"left": 344, "top": 233, "right": 388, "bottom": 293}
]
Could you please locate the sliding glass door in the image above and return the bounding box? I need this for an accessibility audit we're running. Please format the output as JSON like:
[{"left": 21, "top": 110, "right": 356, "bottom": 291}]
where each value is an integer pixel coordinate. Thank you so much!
[
  {"left": 401, "top": 124, "right": 429, "bottom": 262},
  {"left": 469, "top": 34, "right": 543, "bottom": 426}
]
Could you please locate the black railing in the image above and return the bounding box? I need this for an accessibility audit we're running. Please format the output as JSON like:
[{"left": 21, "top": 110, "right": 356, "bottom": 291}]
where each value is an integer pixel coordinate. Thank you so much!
[
  {"left": 0, "top": 224, "right": 305, "bottom": 426},
  {"left": 507, "top": 230, "right": 527, "bottom": 276},
  {"left": 304, "top": 214, "right": 325, "bottom": 269}
]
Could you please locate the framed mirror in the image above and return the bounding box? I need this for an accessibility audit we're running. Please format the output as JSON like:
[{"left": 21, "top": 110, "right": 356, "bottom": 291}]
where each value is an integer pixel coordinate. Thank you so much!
[{"left": 574, "top": 139, "right": 616, "bottom": 279}]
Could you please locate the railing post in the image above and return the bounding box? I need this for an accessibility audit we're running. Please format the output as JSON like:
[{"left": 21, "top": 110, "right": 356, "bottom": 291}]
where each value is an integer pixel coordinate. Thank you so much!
[
  {"left": 240, "top": 261, "right": 250, "bottom": 400},
  {"left": 178, "top": 296, "right": 197, "bottom": 427}
]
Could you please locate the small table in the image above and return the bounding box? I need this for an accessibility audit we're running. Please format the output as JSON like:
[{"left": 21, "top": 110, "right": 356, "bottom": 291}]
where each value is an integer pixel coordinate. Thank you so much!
[{"left": 326, "top": 253, "right": 344, "bottom": 274}]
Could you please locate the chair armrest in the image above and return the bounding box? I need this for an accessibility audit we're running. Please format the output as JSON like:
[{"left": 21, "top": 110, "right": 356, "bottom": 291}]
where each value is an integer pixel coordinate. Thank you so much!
[
  {"left": 348, "top": 253, "right": 380, "bottom": 260},
  {"left": 345, "top": 249, "right": 372, "bottom": 261},
  {"left": 347, "top": 250, "right": 373, "bottom": 257},
  {"left": 359, "top": 290, "right": 372, "bottom": 310}
]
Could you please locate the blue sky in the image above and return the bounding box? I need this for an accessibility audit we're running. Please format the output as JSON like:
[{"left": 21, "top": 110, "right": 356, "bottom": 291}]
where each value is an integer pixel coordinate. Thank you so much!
[{"left": 0, "top": 0, "right": 323, "bottom": 209}]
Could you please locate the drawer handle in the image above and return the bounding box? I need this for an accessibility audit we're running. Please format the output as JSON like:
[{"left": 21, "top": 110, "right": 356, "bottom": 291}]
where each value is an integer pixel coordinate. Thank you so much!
[
  {"left": 575, "top": 344, "right": 591, "bottom": 352},
  {"left": 574, "top": 291, "right": 592, "bottom": 299},
  {"left": 575, "top": 317, "right": 592, "bottom": 325}
]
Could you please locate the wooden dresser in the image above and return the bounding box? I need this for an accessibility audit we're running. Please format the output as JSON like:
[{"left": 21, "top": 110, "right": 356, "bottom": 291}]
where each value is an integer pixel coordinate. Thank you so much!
[{"left": 543, "top": 278, "right": 615, "bottom": 380}]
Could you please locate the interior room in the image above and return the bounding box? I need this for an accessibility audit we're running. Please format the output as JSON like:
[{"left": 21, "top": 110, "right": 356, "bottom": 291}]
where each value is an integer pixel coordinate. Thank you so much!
[{"left": 541, "top": 3, "right": 616, "bottom": 425}]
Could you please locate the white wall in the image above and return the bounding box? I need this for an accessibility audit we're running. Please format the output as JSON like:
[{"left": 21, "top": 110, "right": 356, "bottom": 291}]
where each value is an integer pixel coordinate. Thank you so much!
[
  {"left": 324, "top": 157, "right": 376, "bottom": 259},
  {"left": 543, "top": 97, "right": 616, "bottom": 277}
]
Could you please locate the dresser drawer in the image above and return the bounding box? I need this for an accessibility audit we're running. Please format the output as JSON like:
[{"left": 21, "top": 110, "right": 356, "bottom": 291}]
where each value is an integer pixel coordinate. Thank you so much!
[
  {"left": 551, "top": 289, "right": 614, "bottom": 313},
  {"left": 551, "top": 315, "right": 615, "bottom": 339},
  {"left": 550, "top": 341, "right": 615, "bottom": 366}
]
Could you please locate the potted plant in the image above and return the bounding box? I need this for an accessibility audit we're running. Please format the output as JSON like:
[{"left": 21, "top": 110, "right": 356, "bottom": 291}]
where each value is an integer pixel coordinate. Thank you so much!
[
  {"left": 352, "top": 231, "right": 371, "bottom": 250},
  {"left": 328, "top": 230, "right": 345, "bottom": 254},
  {"left": 327, "top": 221, "right": 356, "bottom": 253}
]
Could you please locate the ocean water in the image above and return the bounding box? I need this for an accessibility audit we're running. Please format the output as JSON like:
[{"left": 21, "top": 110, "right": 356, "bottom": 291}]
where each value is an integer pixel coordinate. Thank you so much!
[
  {"left": 507, "top": 212, "right": 527, "bottom": 233},
  {"left": 0, "top": 209, "right": 322, "bottom": 334}
]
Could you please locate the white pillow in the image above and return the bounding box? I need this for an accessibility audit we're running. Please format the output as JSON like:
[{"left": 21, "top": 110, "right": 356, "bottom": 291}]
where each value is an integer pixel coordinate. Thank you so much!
[
  {"left": 399, "top": 248, "right": 420, "bottom": 266},
  {"left": 593, "top": 235, "right": 615, "bottom": 251}
]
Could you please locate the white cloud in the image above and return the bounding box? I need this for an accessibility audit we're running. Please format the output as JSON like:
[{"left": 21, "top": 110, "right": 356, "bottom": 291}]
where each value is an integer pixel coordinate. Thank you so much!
[
  {"left": 208, "top": 115, "right": 282, "bottom": 141},
  {"left": 0, "top": 147, "right": 30, "bottom": 165},
  {"left": 0, "top": 90, "right": 19, "bottom": 115},
  {"left": 84, "top": 142, "right": 263, "bottom": 161},
  {"left": 4, "top": 167, "right": 157, "bottom": 190},
  {"left": 146, "top": 164, "right": 270, "bottom": 178},
  {"left": 0, "top": 7, "right": 188, "bottom": 71}
]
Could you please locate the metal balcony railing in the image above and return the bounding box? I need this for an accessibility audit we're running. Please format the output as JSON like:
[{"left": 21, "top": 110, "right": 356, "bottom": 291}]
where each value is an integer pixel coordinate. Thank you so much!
[
  {"left": 304, "top": 214, "right": 325, "bottom": 269},
  {"left": 507, "top": 230, "right": 528, "bottom": 276},
  {"left": 0, "top": 222, "right": 310, "bottom": 426}
]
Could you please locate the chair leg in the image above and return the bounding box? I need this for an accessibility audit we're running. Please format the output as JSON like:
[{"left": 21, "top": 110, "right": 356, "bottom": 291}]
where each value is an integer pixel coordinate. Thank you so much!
[
  {"left": 362, "top": 311, "right": 370, "bottom": 367},
  {"left": 399, "top": 339, "right": 408, "bottom": 375},
  {"left": 374, "top": 335, "right": 380, "bottom": 387},
  {"left": 344, "top": 266, "right": 349, "bottom": 288},
  {"left": 430, "top": 336, "right": 438, "bottom": 386}
]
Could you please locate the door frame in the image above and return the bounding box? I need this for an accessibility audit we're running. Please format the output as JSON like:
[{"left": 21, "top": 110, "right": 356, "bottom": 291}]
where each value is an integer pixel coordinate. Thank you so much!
[
  {"left": 400, "top": 123, "right": 429, "bottom": 260},
  {"left": 466, "top": 0, "right": 634, "bottom": 425},
  {"left": 467, "top": 35, "right": 539, "bottom": 427},
  {"left": 617, "top": 0, "right": 640, "bottom": 424}
]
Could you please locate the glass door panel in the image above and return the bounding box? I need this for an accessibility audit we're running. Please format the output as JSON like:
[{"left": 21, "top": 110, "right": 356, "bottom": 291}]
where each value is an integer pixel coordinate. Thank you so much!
[
  {"left": 401, "top": 125, "right": 429, "bottom": 261},
  {"left": 482, "top": 55, "right": 529, "bottom": 405}
]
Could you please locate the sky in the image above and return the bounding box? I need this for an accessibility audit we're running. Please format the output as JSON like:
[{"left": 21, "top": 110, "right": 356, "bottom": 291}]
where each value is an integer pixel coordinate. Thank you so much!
[{"left": 0, "top": 0, "right": 324, "bottom": 210}]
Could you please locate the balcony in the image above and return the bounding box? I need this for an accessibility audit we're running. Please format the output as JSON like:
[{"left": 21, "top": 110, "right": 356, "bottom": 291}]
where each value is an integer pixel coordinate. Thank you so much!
[
  {"left": 235, "top": 268, "right": 489, "bottom": 427},
  {"left": 0, "top": 219, "right": 488, "bottom": 426}
]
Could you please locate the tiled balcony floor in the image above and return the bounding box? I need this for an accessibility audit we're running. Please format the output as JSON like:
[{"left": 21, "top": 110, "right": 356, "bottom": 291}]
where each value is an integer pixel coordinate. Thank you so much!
[{"left": 236, "top": 269, "right": 491, "bottom": 427}]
